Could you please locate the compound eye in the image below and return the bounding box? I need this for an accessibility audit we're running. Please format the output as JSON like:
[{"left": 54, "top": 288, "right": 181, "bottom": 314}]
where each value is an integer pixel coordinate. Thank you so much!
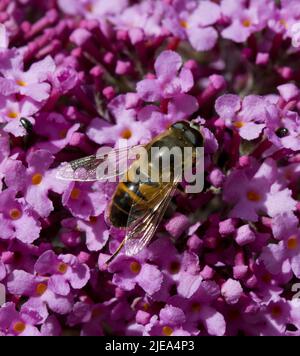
[{"left": 171, "top": 122, "right": 187, "bottom": 131}]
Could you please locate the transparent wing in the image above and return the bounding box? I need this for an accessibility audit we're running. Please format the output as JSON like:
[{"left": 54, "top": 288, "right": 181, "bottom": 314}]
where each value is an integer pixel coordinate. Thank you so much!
[
  {"left": 124, "top": 173, "right": 181, "bottom": 256},
  {"left": 56, "top": 145, "right": 143, "bottom": 182}
]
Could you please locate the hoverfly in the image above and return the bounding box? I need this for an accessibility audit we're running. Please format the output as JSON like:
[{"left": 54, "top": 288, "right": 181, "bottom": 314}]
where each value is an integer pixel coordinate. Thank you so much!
[{"left": 57, "top": 121, "right": 204, "bottom": 264}]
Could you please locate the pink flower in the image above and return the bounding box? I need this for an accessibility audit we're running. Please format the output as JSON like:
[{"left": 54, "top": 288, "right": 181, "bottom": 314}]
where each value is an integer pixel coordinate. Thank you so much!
[
  {"left": 0, "top": 54, "right": 55, "bottom": 102},
  {"left": 102, "top": 248, "right": 163, "bottom": 296},
  {"left": 223, "top": 159, "right": 297, "bottom": 221},
  {"left": 215, "top": 94, "right": 275, "bottom": 140},
  {"left": 35, "top": 250, "right": 90, "bottom": 294},
  {"left": 137, "top": 50, "right": 194, "bottom": 102},
  {"left": 87, "top": 95, "right": 152, "bottom": 146},
  {"left": 221, "top": 0, "right": 275, "bottom": 43},
  {"left": 0, "top": 302, "right": 40, "bottom": 336},
  {"left": 0, "top": 188, "right": 41, "bottom": 243}
]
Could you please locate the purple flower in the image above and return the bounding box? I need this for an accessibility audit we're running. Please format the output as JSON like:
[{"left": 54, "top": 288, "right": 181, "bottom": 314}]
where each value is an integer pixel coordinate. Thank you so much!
[
  {"left": 0, "top": 302, "right": 40, "bottom": 336},
  {"left": 0, "top": 96, "right": 39, "bottom": 137},
  {"left": 268, "top": 1, "right": 300, "bottom": 39},
  {"left": 223, "top": 158, "right": 297, "bottom": 221},
  {"left": 11, "top": 150, "right": 68, "bottom": 218},
  {"left": 34, "top": 113, "right": 80, "bottom": 154},
  {"left": 180, "top": 1, "right": 221, "bottom": 51},
  {"left": 62, "top": 181, "right": 107, "bottom": 220},
  {"left": 7, "top": 270, "right": 73, "bottom": 322},
  {"left": 62, "top": 215, "right": 110, "bottom": 252},
  {"left": 144, "top": 304, "right": 193, "bottom": 336},
  {"left": 58, "top": 0, "right": 128, "bottom": 19},
  {"left": 113, "top": 0, "right": 167, "bottom": 39},
  {"left": 67, "top": 301, "right": 105, "bottom": 336},
  {"left": 250, "top": 260, "right": 291, "bottom": 304},
  {"left": 163, "top": 0, "right": 221, "bottom": 51},
  {"left": 35, "top": 250, "right": 90, "bottom": 295},
  {"left": 0, "top": 54, "right": 55, "bottom": 102},
  {"left": 138, "top": 94, "right": 198, "bottom": 136},
  {"left": 103, "top": 249, "right": 163, "bottom": 296},
  {"left": 0, "top": 188, "right": 41, "bottom": 243},
  {"left": 40, "top": 315, "right": 61, "bottom": 336},
  {"left": 260, "top": 212, "right": 300, "bottom": 278},
  {"left": 137, "top": 50, "right": 194, "bottom": 102},
  {"left": 260, "top": 298, "right": 292, "bottom": 336},
  {"left": 215, "top": 94, "right": 275, "bottom": 140},
  {"left": 147, "top": 239, "right": 202, "bottom": 299},
  {"left": 88, "top": 95, "right": 152, "bottom": 146},
  {"left": 67, "top": 299, "right": 132, "bottom": 336},
  {"left": 266, "top": 110, "right": 300, "bottom": 151},
  {"left": 50, "top": 65, "right": 79, "bottom": 95},
  {"left": 166, "top": 280, "right": 226, "bottom": 336},
  {"left": 221, "top": 0, "right": 275, "bottom": 43}
]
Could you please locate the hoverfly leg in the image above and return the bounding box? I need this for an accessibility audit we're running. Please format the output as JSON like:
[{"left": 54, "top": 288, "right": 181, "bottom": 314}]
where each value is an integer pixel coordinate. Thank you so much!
[{"left": 105, "top": 237, "right": 127, "bottom": 265}]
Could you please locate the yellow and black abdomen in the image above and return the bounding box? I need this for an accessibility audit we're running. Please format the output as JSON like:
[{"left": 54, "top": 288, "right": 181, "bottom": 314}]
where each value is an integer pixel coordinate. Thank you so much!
[{"left": 109, "top": 180, "right": 161, "bottom": 228}]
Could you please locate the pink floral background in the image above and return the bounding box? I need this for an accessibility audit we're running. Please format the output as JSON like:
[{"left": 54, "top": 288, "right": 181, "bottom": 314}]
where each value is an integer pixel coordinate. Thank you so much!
[{"left": 1, "top": 0, "right": 300, "bottom": 336}]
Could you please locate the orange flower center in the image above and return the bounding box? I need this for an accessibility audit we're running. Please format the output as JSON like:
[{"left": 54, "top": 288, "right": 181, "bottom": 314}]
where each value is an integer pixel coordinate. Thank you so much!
[
  {"left": 247, "top": 191, "right": 261, "bottom": 202},
  {"left": 279, "top": 19, "right": 288, "bottom": 28},
  {"left": 233, "top": 121, "right": 245, "bottom": 129},
  {"left": 130, "top": 261, "right": 141, "bottom": 274},
  {"left": 180, "top": 20, "right": 189, "bottom": 29},
  {"left": 16, "top": 79, "right": 27, "bottom": 87},
  {"left": 13, "top": 321, "right": 26, "bottom": 334},
  {"left": 162, "top": 326, "right": 173, "bottom": 336},
  {"left": 9, "top": 208, "right": 22, "bottom": 220},
  {"left": 242, "top": 19, "right": 251, "bottom": 27},
  {"left": 31, "top": 173, "right": 43, "bottom": 185},
  {"left": 121, "top": 129, "right": 132, "bottom": 140},
  {"left": 287, "top": 235, "right": 298, "bottom": 250},
  {"left": 57, "top": 262, "right": 68, "bottom": 274},
  {"left": 70, "top": 188, "right": 81, "bottom": 200},
  {"left": 7, "top": 111, "right": 19, "bottom": 119},
  {"left": 36, "top": 283, "right": 48, "bottom": 296}
]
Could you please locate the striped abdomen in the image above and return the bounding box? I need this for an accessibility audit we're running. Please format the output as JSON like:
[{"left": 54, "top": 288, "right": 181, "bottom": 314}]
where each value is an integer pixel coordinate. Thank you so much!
[{"left": 109, "top": 180, "right": 162, "bottom": 228}]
